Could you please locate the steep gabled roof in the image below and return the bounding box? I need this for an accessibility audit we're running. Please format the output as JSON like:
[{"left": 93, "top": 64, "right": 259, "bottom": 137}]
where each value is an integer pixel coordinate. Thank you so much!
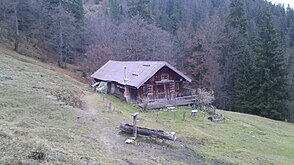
[{"left": 91, "top": 60, "right": 191, "bottom": 88}]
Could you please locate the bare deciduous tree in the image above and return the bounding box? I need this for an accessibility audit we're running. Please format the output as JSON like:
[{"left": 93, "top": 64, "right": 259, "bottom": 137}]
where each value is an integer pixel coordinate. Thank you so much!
[{"left": 196, "top": 88, "right": 215, "bottom": 110}]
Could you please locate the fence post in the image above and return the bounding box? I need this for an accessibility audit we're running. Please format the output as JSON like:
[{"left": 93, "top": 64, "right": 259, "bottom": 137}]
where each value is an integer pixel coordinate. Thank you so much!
[
  {"left": 183, "top": 111, "right": 186, "bottom": 121},
  {"left": 171, "top": 110, "right": 177, "bottom": 121}
]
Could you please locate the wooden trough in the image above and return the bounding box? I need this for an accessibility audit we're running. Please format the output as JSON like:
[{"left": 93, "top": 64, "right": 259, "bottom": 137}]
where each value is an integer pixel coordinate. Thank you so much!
[{"left": 119, "top": 122, "right": 176, "bottom": 141}]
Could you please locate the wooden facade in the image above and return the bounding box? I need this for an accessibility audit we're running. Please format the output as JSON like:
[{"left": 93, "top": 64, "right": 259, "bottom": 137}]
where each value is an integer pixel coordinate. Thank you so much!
[
  {"left": 91, "top": 61, "right": 191, "bottom": 104},
  {"left": 136, "top": 66, "right": 185, "bottom": 101},
  {"left": 103, "top": 66, "right": 186, "bottom": 103}
]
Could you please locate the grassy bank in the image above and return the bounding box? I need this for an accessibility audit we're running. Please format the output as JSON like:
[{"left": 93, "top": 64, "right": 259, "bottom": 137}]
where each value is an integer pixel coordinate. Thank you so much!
[
  {"left": 101, "top": 94, "right": 294, "bottom": 165},
  {"left": 0, "top": 48, "right": 113, "bottom": 164}
]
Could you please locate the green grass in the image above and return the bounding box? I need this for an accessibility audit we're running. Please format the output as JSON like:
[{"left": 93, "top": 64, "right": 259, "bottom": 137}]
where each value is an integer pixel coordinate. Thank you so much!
[
  {"left": 98, "top": 94, "right": 294, "bottom": 165},
  {"left": 1, "top": 47, "right": 294, "bottom": 164}
]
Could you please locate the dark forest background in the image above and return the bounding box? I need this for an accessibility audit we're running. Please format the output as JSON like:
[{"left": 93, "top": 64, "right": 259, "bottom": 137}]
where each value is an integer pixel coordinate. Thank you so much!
[{"left": 0, "top": 0, "right": 294, "bottom": 122}]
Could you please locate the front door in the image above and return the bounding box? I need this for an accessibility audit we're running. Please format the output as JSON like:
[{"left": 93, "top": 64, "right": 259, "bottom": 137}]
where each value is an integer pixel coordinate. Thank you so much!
[{"left": 157, "top": 84, "right": 165, "bottom": 99}]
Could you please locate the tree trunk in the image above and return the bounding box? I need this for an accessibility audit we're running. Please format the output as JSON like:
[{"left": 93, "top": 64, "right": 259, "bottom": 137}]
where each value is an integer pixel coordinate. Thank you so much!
[
  {"left": 119, "top": 122, "right": 176, "bottom": 141},
  {"left": 14, "top": 4, "right": 19, "bottom": 52},
  {"left": 56, "top": 0, "right": 64, "bottom": 67},
  {"left": 57, "top": 19, "right": 63, "bottom": 67}
]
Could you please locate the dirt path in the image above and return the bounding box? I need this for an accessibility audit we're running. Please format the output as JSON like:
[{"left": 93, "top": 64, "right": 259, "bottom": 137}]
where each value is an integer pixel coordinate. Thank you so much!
[{"left": 72, "top": 93, "right": 206, "bottom": 165}]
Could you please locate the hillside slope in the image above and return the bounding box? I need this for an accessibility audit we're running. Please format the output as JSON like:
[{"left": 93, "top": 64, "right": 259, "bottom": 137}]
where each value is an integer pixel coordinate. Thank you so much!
[
  {"left": 0, "top": 47, "right": 294, "bottom": 165},
  {"left": 0, "top": 48, "right": 111, "bottom": 164},
  {"left": 0, "top": 48, "right": 205, "bottom": 164}
]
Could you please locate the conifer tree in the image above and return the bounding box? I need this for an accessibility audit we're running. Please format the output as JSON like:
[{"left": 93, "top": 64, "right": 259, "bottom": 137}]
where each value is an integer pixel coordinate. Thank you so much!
[
  {"left": 253, "top": 9, "right": 288, "bottom": 120},
  {"left": 235, "top": 46, "right": 256, "bottom": 114},
  {"left": 227, "top": 0, "right": 248, "bottom": 36},
  {"left": 220, "top": 0, "right": 248, "bottom": 110},
  {"left": 128, "top": 0, "right": 151, "bottom": 22},
  {"left": 109, "top": 0, "right": 123, "bottom": 21},
  {"left": 287, "top": 5, "right": 294, "bottom": 47}
]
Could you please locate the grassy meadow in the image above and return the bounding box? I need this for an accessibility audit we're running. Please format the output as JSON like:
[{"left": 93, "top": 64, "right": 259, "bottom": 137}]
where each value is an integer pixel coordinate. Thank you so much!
[
  {"left": 0, "top": 47, "right": 293, "bottom": 164},
  {"left": 103, "top": 94, "right": 294, "bottom": 165}
]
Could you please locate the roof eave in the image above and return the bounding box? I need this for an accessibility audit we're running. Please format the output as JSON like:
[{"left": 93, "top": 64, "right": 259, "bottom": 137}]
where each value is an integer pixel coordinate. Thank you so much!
[
  {"left": 165, "top": 62, "right": 192, "bottom": 82},
  {"left": 136, "top": 63, "right": 166, "bottom": 88}
]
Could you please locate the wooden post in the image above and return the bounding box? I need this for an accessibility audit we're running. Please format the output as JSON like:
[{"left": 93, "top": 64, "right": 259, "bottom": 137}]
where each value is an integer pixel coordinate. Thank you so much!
[
  {"left": 164, "top": 84, "right": 167, "bottom": 99},
  {"left": 171, "top": 110, "right": 177, "bottom": 121},
  {"left": 173, "top": 111, "right": 176, "bottom": 121},
  {"left": 182, "top": 111, "right": 186, "bottom": 121},
  {"left": 156, "top": 112, "right": 159, "bottom": 122},
  {"left": 132, "top": 112, "right": 139, "bottom": 139}
]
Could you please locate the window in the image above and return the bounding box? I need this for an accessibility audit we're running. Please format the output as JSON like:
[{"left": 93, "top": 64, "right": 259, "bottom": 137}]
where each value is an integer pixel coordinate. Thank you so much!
[
  {"left": 170, "top": 83, "right": 175, "bottom": 92},
  {"left": 143, "top": 86, "right": 147, "bottom": 94},
  {"left": 147, "top": 85, "right": 153, "bottom": 95},
  {"left": 161, "top": 74, "right": 169, "bottom": 80}
]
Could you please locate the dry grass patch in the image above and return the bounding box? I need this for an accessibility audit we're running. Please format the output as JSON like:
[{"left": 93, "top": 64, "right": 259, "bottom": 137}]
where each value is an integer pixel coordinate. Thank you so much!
[{"left": 0, "top": 48, "right": 112, "bottom": 164}]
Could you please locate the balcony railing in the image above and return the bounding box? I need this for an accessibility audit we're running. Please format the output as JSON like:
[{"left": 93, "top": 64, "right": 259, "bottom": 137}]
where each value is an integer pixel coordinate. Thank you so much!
[{"left": 139, "top": 95, "right": 197, "bottom": 110}]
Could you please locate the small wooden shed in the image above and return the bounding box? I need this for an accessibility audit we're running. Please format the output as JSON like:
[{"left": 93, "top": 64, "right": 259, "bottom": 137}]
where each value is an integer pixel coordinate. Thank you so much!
[{"left": 91, "top": 60, "right": 192, "bottom": 103}]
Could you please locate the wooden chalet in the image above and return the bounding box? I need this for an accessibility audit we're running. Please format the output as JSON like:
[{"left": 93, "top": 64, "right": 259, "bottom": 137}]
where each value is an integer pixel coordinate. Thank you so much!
[{"left": 91, "top": 60, "right": 193, "bottom": 109}]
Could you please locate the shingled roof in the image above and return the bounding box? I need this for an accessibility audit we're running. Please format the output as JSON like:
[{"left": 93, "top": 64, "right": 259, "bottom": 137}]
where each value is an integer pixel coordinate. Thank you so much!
[{"left": 91, "top": 60, "right": 191, "bottom": 88}]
